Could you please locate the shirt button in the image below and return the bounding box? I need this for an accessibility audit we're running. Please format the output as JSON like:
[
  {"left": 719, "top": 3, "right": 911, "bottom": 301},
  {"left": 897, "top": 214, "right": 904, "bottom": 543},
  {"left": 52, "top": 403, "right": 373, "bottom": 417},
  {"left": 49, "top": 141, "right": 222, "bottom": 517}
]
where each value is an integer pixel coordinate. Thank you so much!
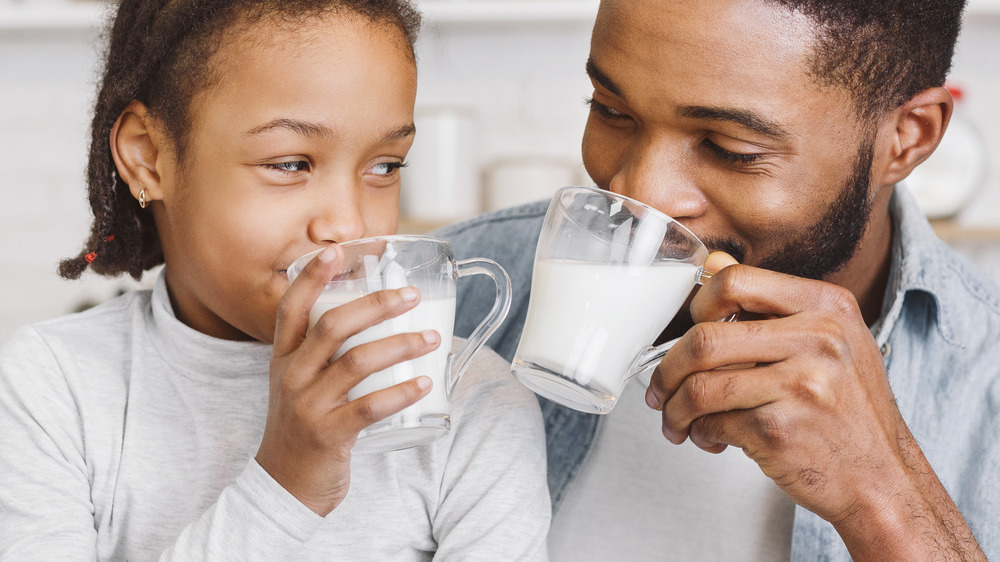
[{"left": 880, "top": 343, "right": 892, "bottom": 359}]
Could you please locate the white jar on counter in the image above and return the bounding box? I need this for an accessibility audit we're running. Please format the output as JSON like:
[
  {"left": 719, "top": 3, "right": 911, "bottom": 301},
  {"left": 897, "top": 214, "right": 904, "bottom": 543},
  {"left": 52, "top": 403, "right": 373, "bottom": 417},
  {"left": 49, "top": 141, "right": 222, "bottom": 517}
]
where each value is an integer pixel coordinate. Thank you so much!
[{"left": 400, "top": 105, "right": 481, "bottom": 223}]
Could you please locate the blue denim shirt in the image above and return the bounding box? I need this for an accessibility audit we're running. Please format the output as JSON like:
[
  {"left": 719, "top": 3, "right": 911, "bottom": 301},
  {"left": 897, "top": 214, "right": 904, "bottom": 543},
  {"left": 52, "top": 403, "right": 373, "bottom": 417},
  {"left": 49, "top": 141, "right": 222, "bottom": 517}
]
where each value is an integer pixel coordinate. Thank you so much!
[{"left": 435, "top": 186, "right": 999, "bottom": 559}]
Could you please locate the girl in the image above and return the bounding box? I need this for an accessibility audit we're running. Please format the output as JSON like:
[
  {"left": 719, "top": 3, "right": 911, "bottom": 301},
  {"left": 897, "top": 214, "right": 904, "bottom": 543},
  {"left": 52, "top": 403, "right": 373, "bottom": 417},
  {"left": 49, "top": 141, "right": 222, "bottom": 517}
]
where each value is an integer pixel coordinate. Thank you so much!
[{"left": 0, "top": 1, "right": 549, "bottom": 560}]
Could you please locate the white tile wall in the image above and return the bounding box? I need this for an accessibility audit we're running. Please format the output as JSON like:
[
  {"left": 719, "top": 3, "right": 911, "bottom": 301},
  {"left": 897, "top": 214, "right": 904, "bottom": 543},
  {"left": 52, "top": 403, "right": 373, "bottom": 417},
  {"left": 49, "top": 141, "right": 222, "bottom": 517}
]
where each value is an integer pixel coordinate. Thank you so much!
[{"left": 1, "top": 4, "right": 998, "bottom": 342}]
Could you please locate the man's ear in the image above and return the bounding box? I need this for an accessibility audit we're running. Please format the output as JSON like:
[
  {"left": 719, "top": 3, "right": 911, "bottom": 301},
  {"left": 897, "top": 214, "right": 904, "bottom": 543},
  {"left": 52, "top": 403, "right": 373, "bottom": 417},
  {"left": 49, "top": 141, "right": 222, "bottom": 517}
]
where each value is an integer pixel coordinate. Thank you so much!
[
  {"left": 110, "top": 100, "right": 169, "bottom": 205},
  {"left": 877, "top": 86, "right": 953, "bottom": 186}
]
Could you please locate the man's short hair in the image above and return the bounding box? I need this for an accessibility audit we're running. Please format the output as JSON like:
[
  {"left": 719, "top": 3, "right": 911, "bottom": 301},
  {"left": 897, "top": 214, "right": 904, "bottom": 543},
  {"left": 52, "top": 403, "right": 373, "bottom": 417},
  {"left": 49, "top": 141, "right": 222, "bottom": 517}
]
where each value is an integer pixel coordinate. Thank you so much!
[{"left": 773, "top": 0, "right": 967, "bottom": 119}]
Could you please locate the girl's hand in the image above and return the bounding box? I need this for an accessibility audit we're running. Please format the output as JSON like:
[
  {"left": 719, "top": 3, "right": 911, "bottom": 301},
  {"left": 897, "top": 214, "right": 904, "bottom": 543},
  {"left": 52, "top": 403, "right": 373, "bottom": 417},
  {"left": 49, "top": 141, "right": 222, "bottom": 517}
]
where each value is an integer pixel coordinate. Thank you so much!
[{"left": 255, "top": 245, "right": 439, "bottom": 516}]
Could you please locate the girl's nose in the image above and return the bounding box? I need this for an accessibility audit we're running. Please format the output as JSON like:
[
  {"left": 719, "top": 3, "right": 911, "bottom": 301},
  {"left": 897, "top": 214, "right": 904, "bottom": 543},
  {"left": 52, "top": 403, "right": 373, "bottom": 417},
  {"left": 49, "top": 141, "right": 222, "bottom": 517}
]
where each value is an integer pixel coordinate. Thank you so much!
[{"left": 307, "top": 187, "right": 366, "bottom": 245}]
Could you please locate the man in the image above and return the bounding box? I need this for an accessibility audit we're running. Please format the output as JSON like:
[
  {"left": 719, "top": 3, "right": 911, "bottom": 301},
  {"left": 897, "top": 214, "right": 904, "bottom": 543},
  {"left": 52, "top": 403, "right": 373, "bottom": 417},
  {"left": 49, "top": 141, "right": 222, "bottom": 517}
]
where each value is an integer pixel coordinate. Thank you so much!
[{"left": 436, "top": 0, "right": 998, "bottom": 560}]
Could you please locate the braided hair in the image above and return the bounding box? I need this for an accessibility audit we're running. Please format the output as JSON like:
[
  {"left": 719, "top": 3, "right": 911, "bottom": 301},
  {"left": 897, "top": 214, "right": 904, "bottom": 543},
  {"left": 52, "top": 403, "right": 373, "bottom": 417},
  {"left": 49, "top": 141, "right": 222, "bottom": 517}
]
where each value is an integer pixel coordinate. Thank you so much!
[{"left": 59, "top": 0, "right": 420, "bottom": 280}]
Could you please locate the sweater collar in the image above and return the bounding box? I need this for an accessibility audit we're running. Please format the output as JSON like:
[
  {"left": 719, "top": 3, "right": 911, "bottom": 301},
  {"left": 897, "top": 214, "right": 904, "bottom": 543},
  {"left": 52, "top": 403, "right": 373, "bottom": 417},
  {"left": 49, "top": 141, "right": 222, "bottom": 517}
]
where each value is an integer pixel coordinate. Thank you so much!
[{"left": 147, "top": 270, "right": 273, "bottom": 381}]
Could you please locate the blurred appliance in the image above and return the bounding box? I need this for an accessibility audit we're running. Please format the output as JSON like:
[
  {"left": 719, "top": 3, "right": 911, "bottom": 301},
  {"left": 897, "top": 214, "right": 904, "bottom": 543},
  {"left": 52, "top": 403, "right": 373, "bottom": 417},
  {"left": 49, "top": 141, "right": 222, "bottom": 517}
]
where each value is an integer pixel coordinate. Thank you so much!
[{"left": 905, "top": 85, "right": 988, "bottom": 219}]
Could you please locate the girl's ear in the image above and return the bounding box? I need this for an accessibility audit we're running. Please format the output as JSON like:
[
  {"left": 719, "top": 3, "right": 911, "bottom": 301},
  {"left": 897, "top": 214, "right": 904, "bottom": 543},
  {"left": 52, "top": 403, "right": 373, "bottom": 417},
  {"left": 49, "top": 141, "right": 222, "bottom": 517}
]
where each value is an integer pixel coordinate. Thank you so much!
[
  {"left": 876, "top": 86, "right": 953, "bottom": 187},
  {"left": 110, "top": 100, "right": 170, "bottom": 205}
]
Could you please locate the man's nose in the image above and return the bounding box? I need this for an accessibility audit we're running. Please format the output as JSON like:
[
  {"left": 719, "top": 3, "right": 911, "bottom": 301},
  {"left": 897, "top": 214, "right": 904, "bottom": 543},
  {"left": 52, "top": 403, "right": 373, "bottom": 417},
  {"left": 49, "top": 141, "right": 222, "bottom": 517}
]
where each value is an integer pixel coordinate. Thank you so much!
[
  {"left": 307, "top": 182, "right": 366, "bottom": 245},
  {"left": 608, "top": 136, "right": 708, "bottom": 220}
]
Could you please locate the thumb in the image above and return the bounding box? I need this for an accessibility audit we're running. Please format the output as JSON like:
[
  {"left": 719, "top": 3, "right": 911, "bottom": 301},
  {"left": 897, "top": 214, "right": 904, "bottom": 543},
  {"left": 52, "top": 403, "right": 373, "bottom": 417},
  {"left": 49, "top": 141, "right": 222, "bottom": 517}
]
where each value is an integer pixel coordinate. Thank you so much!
[{"left": 705, "top": 250, "right": 739, "bottom": 274}]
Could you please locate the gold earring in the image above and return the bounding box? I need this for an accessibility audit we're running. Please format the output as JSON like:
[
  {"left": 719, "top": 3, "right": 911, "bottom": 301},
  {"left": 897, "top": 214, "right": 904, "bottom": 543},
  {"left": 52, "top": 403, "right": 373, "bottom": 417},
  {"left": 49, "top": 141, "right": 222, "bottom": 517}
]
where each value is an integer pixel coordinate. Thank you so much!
[{"left": 139, "top": 188, "right": 147, "bottom": 209}]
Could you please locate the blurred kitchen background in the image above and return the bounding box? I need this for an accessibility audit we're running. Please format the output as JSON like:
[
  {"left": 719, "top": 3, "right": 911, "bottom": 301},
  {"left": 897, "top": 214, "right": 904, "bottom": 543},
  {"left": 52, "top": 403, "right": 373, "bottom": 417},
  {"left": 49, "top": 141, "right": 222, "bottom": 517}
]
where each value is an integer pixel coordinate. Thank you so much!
[{"left": 1, "top": 0, "right": 999, "bottom": 342}]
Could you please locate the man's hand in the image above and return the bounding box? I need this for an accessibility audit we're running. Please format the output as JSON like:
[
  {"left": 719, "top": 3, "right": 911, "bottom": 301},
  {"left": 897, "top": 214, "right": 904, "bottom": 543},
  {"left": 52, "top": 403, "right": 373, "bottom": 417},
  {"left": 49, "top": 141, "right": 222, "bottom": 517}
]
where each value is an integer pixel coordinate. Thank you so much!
[{"left": 645, "top": 254, "right": 985, "bottom": 560}]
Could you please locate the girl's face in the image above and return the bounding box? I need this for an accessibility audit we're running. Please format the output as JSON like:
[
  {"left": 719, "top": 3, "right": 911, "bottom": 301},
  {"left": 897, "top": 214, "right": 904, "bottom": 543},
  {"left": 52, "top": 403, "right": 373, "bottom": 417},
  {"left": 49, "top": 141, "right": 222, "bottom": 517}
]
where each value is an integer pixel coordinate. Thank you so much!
[{"left": 153, "top": 13, "right": 417, "bottom": 342}]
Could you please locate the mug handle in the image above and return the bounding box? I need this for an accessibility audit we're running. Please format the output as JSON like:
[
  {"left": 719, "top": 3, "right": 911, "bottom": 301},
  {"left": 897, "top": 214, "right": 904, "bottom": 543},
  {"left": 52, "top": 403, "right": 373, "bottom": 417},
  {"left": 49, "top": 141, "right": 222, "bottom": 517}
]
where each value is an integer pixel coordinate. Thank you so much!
[
  {"left": 625, "top": 267, "right": 738, "bottom": 380},
  {"left": 447, "top": 258, "right": 513, "bottom": 398}
]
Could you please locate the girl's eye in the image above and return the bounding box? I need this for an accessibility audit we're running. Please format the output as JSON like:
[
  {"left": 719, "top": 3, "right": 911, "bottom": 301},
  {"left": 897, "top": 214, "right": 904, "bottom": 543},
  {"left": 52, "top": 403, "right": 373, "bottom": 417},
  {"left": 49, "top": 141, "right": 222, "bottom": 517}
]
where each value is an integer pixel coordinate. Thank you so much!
[
  {"left": 265, "top": 160, "right": 310, "bottom": 173},
  {"left": 701, "top": 138, "right": 762, "bottom": 165},
  {"left": 585, "top": 97, "right": 631, "bottom": 122},
  {"left": 368, "top": 161, "right": 407, "bottom": 176}
]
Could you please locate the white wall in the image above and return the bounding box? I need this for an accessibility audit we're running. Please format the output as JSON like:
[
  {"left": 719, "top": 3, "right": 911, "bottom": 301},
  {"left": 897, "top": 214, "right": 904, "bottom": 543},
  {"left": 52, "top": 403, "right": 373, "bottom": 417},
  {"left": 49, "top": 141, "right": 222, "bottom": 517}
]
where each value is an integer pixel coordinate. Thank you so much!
[{"left": 1, "top": 2, "right": 998, "bottom": 342}]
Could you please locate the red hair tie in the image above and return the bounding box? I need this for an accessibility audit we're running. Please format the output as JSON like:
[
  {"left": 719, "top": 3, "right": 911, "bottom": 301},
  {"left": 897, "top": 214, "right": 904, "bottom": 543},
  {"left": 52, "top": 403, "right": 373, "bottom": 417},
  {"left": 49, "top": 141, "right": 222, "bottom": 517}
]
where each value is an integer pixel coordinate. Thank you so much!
[{"left": 85, "top": 252, "right": 97, "bottom": 263}]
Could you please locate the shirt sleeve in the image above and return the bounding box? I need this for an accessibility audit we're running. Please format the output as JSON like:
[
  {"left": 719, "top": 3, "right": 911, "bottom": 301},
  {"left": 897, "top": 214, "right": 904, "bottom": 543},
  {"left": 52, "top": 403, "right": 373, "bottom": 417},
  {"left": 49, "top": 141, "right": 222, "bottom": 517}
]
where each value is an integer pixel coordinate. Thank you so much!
[
  {"left": 0, "top": 327, "right": 99, "bottom": 560},
  {"left": 161, "top": 459, "right": 325, "bottom": 561},
  {"left": 0, "top": 327, "right": 325, "bottom": 562},
  {"left": 430, "top": 347, "right": 551, "bottom": 561}
]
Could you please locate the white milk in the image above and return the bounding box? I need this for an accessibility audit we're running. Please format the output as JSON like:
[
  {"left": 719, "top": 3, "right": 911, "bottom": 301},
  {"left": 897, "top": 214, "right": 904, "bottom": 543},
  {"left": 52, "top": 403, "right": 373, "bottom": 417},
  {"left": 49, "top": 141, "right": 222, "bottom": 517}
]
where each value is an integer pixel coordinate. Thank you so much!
[
  {"left": 515, "top": 259, "right": 698, "bottom": 398},
  {"left": 309, "top": 294, "right": 456, "bottom": 415}
]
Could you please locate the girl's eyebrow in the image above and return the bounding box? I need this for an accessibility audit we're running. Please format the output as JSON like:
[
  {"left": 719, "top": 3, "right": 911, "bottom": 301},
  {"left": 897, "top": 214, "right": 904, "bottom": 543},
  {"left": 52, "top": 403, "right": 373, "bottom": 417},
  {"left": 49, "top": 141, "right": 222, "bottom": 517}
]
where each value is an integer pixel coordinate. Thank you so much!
[
  {"left": 242, "top": 119, "right": 415, "bottom": 143},
  {"left": 383, "top": 123, "right": 416, "bottom": 142},
  {"left": 244, "top": 118, "right": 338, "bottom": 140}
]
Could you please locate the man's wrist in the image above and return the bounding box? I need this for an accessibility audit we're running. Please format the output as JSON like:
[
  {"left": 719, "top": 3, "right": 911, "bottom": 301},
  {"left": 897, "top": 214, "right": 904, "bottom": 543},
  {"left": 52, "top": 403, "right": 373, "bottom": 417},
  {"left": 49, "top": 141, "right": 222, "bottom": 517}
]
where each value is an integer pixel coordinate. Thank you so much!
[
  {"left": 829, "top": 456, "right": 985, "bottom": 561},
  {"left": 830, "top": 486, "right": 926, "bottom": 561}
]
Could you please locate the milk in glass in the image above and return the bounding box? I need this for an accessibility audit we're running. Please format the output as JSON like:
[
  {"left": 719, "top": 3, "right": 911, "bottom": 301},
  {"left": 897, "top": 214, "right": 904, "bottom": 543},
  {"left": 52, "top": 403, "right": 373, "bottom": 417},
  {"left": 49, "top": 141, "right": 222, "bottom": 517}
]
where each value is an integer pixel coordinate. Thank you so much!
[
  {"left": 309, "top": 295, "right": 456, "bottom": 415},
  {"left": 516, "top": 259, "right": 698, "bottom": 398}
]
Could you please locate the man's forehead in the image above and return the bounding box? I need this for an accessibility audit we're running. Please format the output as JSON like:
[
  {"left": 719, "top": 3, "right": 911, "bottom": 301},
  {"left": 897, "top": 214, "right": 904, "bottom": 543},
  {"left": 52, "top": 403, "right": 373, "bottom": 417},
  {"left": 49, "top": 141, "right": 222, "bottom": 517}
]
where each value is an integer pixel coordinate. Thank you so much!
[
  {"left": 587, "top": 0, "right": 871, "bottom": 143},
  {"left": 589, "top": 0, "right": 828, "bottom": 110},
  {"left": 593, "top": 0, "right": 819, "bottom": 54}
]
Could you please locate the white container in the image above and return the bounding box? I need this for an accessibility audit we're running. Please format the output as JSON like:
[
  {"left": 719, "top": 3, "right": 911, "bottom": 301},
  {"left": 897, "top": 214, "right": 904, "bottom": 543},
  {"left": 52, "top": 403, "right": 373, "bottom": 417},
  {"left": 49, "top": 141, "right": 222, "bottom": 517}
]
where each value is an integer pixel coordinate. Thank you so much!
[
  {"left": 400, "top": 105, "right": 481, "bottom": 222},
  {"left": 482, "top": 156, "right": 579, "bottom": 212}
]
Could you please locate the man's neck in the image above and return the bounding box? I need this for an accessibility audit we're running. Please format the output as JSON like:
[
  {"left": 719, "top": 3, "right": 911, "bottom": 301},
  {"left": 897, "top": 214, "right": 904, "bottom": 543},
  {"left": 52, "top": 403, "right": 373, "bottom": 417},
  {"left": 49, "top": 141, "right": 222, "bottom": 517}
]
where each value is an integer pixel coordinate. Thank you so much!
[{"left": 826, "top": 187, "right": 895, "bottom": 327}]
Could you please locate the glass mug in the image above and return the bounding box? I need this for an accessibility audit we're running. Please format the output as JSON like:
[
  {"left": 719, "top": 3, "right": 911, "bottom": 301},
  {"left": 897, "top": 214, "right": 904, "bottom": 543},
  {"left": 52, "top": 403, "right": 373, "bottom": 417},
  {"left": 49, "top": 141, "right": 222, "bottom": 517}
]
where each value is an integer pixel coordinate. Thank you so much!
[
  {"left": 287, "top": 235, "right": 511, "bottom": 453},
  {"left": 512, "top": 186, "right": 720, "bottom": 415}
]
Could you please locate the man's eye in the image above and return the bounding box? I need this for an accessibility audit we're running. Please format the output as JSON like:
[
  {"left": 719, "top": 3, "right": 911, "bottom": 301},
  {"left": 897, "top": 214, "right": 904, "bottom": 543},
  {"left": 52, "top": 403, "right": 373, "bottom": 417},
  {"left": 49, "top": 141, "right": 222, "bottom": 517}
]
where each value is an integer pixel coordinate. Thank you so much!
[
  {"left": 586, "top": 97, "right": 630, "bottom": 121},
  {"left": 369, "top": 161, "right": 407, "bottom": 176},
  {"left": 701, "top": 139, "right": 762, "bottom": 165},
  {"left": 265, "top": 160, "right": 310, "bottom": 173}
]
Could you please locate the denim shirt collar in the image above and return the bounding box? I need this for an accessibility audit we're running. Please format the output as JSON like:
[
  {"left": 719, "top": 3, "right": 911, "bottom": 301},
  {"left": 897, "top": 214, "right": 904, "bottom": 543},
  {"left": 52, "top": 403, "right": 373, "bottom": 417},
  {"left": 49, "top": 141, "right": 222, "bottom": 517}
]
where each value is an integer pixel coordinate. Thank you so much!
[{"left": 874, "top": 186, "right": 960, "bottom": 349}]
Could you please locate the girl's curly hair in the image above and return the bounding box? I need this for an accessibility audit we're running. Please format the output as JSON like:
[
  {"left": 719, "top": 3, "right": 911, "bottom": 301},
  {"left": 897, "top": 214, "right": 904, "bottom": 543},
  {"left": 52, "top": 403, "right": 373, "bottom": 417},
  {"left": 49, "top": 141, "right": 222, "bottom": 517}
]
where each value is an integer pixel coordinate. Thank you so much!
[{"left": 59, "top": 0, "right": 420, "bottom": 280}]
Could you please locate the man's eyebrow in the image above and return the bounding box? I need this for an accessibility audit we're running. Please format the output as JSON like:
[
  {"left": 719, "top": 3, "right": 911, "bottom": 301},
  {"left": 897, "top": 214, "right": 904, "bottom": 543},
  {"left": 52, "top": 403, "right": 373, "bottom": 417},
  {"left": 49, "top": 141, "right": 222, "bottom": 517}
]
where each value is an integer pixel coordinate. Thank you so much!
[
  {"left": 677, "top": 105, "right": 791, "bottom": 141},
  {"left": 585, "top": 57, "right": 623, "bottom": 97}
]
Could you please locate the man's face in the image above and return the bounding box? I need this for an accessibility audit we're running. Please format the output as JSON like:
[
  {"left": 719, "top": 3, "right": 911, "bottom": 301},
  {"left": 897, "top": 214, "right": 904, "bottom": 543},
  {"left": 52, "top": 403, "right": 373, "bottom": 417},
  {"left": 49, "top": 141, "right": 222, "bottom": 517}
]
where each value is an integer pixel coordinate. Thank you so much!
[{"left": 582, "top": 0, "right": 877, "bottom": 279}]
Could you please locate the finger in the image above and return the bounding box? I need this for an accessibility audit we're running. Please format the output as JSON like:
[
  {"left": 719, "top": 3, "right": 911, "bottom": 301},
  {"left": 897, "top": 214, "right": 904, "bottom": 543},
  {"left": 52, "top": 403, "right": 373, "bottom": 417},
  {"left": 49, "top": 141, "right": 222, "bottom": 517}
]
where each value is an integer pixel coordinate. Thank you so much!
[
  {"left": 293, "top": 286, "right": 424, "bottom": 372},
  {"left": 704, "top": 250, "right": 739, "bottom": 274},
  {"left": 314, "top": 329, "right": 442, "bottom": 399},
  {"left": 646, "top": 317, "right": 798, "bottom": 409},
  {"left": 689, "top": 414, "right": 736, "bottom": 453},
  {"left": 658, "top": 363, "right": 780, "bottom": 444},
  {"left": 326, "top": 375, "right": 434, "bottom": 440},
  {"left": 687, "top": 419, "right": 729, "bottom": 454},
  {"left": 274, "top": 245, "right": 343, "bottom": 357},
  {"left": 690, "top": 263, "right": 862, "bottom": 326},
  {"left": 687, "top": 406, "right": 792, "bottom": 459}
]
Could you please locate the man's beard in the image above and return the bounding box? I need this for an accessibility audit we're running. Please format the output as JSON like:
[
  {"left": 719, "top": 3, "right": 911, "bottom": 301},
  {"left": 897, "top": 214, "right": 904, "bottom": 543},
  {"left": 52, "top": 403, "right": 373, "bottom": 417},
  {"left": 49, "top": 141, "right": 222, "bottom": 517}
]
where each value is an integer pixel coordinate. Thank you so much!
[
  {"left": 655, "top": 137, "right": 876, "bottom": 344},
  {"left": 703, "top": 136, "right": 876, "bottom": 280}
]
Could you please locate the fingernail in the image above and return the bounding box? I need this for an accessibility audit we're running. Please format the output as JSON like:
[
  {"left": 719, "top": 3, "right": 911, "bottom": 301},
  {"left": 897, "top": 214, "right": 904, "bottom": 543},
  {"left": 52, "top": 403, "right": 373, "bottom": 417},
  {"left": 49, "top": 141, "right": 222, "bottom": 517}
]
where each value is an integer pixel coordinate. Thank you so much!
[
  {"left": 416, "top": 376, "right": 432, "bottom": 390},
  {"left": 400, "top": 286, "right": 419, "bottom": 302},
  {"left": 318, "top": 245, "right": 340, "bottom": 263},
  {"left": 421, "top": 330, "right": 440, "bottom": 345},
  {"left": 645, "top": 386, "right": 661, "bottom": 410},
  {"left": 662, "top": 426, "right": 680, "bottom": 445}
]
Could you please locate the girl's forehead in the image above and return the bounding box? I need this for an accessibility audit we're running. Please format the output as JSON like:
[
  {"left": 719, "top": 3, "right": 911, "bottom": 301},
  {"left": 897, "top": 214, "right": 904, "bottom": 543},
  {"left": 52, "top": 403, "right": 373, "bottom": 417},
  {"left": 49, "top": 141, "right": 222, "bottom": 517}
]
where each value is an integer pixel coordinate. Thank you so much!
[
  {"left": 182, "top": 9, "right": 416, "bottom": 141},
  {"left": 194, "top": 12, "right": 415, "bottom": 103}
]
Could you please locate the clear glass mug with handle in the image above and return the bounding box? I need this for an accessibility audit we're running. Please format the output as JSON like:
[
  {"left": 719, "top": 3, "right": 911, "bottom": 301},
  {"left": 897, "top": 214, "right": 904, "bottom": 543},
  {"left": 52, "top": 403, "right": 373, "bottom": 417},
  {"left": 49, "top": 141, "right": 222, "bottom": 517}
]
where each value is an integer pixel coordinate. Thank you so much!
[
  {"left": 512, "top": 186, "right": 724, "bottom": 414},
  {"left": 287, "top": 235, "right": 511, "bottom": 453}
]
